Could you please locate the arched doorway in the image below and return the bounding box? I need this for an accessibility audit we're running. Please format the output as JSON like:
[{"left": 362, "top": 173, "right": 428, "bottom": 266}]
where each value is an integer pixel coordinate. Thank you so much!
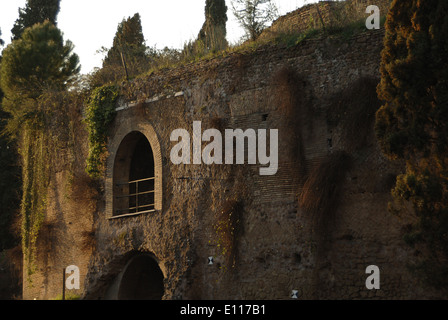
[
  {"left": 117, "top": 254, "right": 165, "bottom": 300},
  {"left": 113, "top": 131, "right": 156, "bottom": 217},
  {"left": 106, "top": 120, "right": 163, "bottom": 219}
]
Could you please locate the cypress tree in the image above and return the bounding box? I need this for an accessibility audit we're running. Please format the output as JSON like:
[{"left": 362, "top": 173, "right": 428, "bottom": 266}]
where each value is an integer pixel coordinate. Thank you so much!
[
  {"left": 103, "top": 13, "right": 146, "bottom": 67},
  {"left": 103, "top": 13, "right": 148, "bottom": 78},
  {"left": 376, "top": 0, "right": 448, "bottom": 289},
  {"left": 11, "top": 0, "right": 61, "bottom": 40},
  {"left": 198, "top": 0, "right": 228, "bottom": 51}
]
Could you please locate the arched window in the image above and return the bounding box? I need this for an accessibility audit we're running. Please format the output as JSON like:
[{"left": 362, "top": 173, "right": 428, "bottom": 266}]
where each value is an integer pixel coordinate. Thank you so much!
[{"left": 113, "top": 132, "right": 156, "bottom": 217}]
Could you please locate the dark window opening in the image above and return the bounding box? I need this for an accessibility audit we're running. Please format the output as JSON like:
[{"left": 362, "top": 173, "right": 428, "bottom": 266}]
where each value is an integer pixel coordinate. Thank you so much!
[
  {"left": 113, "top": 132, "right": 155, "bottom": 217},
  {"left": 117, "top": 254, "right": 164, "bottom": 300}
]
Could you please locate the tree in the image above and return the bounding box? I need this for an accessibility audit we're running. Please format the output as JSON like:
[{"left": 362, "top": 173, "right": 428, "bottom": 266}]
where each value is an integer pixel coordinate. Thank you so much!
[
  {"left": 0, "top": 28, "right": 4, "bottom": 47},
  {"left": 1, "top": 21, "right": 80, "bottom": 118},
  {"left": 231, "top": 0, "right": 278, "bottom": 41},
  {"left": 1, "top": 47, "right": 20, "bottom": 251},
  {"left": 1, "top": 21, "right": 80, "bottom": 278},
  {"left": 11, "top": 0, "right": 61, "bottom": 40},
  {"left": 376, "top": 0, "right": 448, "bottom": 289},
  {"left": 102, "top": 13, "right": 148, "bottom": 79},
  {"left": 91, "top": 13, "right": 150, "bottom": 86},
  {"left": 197, "top": 0, "right": 228, "bottom": 51}
]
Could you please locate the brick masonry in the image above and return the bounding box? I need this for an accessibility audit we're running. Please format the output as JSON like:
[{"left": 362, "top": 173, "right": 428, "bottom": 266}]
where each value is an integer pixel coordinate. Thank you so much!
[
  {"left": 260, "top": 0, "right": 392, "bottom": 39},
  {"left": 23, "top": 9, "right": 445, "bottom": 300}
]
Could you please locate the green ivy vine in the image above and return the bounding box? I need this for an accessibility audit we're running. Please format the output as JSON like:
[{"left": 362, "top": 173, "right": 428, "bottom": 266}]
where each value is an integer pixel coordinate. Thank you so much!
[
  {"left": 84, "top": 85, "right": 119, "bottom": 179},
  {"left": 21, "top": 126, "right": 50, "bottom": 281},
  {"left": 212, "top": 199, "right": 243, "bottom": 269}
]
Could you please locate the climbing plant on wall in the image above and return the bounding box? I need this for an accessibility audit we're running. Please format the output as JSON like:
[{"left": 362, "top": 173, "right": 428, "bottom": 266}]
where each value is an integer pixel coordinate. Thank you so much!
[
  {"left": 20, "top": 125, "right": 50, "bottom": 280},
  {"left": 84, "top": 85, "right": 119, "bottom": 179}
]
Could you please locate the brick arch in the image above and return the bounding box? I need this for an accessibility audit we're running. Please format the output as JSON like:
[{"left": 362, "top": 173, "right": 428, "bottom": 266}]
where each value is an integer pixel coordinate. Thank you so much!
[
  {"left": 105, "top": 120, "right": 163, "bottom": 219},
  {"left": 117, "top": 253, "right": 165, "bottom": 300}
]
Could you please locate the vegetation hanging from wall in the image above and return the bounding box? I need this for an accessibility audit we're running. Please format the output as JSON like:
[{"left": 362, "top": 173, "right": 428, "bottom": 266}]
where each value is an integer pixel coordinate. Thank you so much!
[
  {"left": 214, "top": 198, "right": 244, "bottom": 269},
  {"left": 0, "top": 20, "right": 80, "bottom": 282},
  {"left": 84, "top": 85, "right": 119, "bottom": 179},
  {"left": 298, "top": 151, "right": 352, "bottom": 223},
  {"left": 19, "top": 91, "right": 81, "bottom": 281},
  {"left": 20, "top": 126, "right": 50, "bottom": 280}
]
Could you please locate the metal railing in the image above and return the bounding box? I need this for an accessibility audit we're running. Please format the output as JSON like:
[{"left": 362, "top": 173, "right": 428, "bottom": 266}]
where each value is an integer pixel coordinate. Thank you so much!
[{"left": 115, "top": 177, "right": 155, "bottom": 216}]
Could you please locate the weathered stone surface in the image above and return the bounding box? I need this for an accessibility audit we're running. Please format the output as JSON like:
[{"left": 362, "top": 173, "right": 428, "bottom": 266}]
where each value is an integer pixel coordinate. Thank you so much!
[{"left": 22, "top": 11, "right": 444, "bottom": 300}]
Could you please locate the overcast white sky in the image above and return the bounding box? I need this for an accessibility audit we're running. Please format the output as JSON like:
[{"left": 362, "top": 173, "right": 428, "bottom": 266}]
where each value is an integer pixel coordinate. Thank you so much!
[{"left": 0, "top": 0, "right": 315, "bottom": 74}]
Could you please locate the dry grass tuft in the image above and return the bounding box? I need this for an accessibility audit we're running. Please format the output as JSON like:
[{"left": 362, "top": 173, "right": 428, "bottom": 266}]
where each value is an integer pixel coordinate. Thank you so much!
[{"left": 299, "top": 151, "right": 352, "bottom": 221}]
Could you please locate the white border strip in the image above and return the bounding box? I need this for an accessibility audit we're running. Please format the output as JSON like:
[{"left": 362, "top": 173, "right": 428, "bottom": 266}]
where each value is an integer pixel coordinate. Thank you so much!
[{"left": 116, "top": 91, "right": 184, "bottom": 111}]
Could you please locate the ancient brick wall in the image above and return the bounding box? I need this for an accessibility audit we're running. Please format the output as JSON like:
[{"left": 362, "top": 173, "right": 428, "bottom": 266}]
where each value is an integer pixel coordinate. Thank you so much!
[
  {"left": 260, "top": 0, "right": 392, "bottom": 40},
  {"left": 23, "top": 24, "right": 444, "bottom": 300}
]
